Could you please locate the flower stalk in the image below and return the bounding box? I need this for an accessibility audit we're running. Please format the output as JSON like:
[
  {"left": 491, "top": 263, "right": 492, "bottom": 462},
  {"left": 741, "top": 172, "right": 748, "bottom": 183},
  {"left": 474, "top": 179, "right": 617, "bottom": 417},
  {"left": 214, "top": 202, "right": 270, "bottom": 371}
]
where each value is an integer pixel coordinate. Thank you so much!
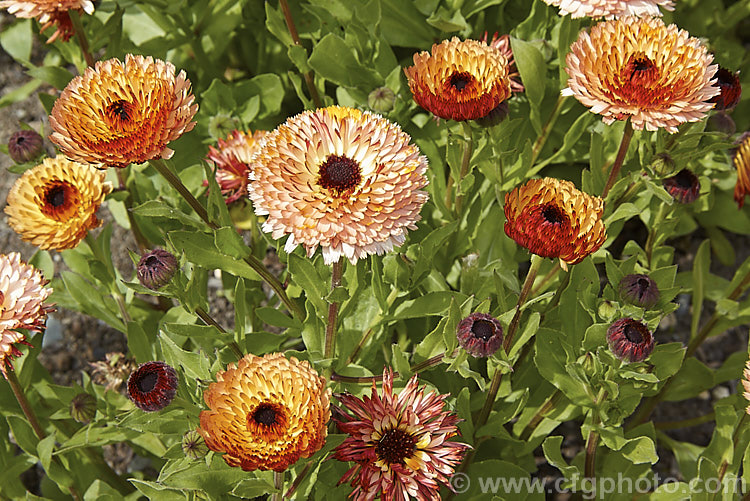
[
  {"left": 449, "top": 122, "right": 474, "bottom": 214},
  {"left": 324, "top": 260, "right": 344, "bottom": 360},
  {"left": 68, "top": 9, "right": 95, "bottom": 68},
  {"left": 601, "top": 123, "right": 634, "bottom": 199},
  {"left": 278, "top": 0, "right": 322, "bottom": 108},
  {"left": 272, "top": 471, "right": 285, "bottom": 501}
]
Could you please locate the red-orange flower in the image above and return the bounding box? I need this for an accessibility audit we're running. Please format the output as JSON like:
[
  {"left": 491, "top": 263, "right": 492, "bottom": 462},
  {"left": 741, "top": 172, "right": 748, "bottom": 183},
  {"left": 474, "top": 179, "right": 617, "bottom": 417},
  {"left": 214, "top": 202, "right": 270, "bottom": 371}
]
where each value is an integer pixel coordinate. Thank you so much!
[
  {"left": 710, "top": 67, "right": 742, "bottom": 111},
  {"left": 404, "top": 37, "right": 511, "bottom": 121},
  {"left": 205, "top": 129, "right": 266, "bottom": 204},
  {"left": 332, "top": 369, "right": 469, "bottom": 500},
  {"left": 0, "top": 0, "right": 95, "bottom": 43},
  {"left": 563, "top": 16, "right": 719, "bottom": 133},
  {"left": 198, "top": 353, "right": 330, "bottom": 472},
  {"left": 0, "top": 252, "right": 53, "bottom": 378},
  {"left": 504, "top": 178, "right": 606, "bottom": 269},
  {"left": 49, "top": 54, "right": 198, "bottom": 168},
  {"left": 734, "top": 133, "right": 750, "bottom": 208}
]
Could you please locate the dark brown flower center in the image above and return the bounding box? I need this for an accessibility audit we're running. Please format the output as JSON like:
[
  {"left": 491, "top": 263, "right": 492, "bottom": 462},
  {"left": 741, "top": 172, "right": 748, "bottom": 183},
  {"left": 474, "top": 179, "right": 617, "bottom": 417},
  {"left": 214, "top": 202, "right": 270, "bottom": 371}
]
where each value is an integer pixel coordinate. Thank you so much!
[
  {"left": 449, "top": 72, "right": 473, "bottom": 91},
  {"left": 624, "top": 323, "right": 645, "bottom": 344},
  {"left": 542, "top": 204, "right": 565, "bottom": 225},
  {"left": 471, "top": 319, "right": 496, "bottom": 341},
  {"left": 253, "top": 404, "right": 278, "bottom": 426},
  {"left": 247, "top": 402, "right": 288, "bottom": 439},
  {"left": 318, "top": 154, "right": 361, "bottom": 197},
  {"left": 38, "top": 181, "right": 80, "bottom": 221},
  {"left": 376, "top": 428, "right": 417, "bottom": 464},
  {"left": 672, "top": 170, "right": 695, "bottom": 188},
  {"left": 105, "top": 100, "right": 135, "bottom": 125},
  {"left": 616, "top": 53, "right": 664, "bottom": 107},
  {"left": 145, "top": 255, "right": 161, "bottom": 268},
  {"left": 636, "top": 278, "right": 650, "bottom": 294},
  {"left": 137, "top": 372, "right": 158, "bottom": 393},
  {"left": 14, "top": 136, "right": 26, "bottom": 145}
]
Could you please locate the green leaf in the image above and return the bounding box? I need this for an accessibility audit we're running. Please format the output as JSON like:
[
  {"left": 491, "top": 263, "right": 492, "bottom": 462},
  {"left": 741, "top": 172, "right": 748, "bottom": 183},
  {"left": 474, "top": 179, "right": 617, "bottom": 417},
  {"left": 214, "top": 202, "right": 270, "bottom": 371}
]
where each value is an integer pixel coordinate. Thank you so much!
[
  {"left": 255, "top": 307, "right": 301, "bottom": 330},
  {"left": 308, "top": 33, "right": 382, "bottom": 88},
  {"left": 131, "top": 200, "right": 203, "bottom": 228},
  {"left": 597, "top": 427, "right": 658, "bottom": 464},
  {"left": 288, "top": 254, "right": 328, "bottom": 320},
  {"left": 26, "top": 66, "right": 75, "bottom": 90},
  {"left": 391, "top": 292, "right": 466, "bottom": 320},
  {"left": 168, "top": 230, "right": 261, "bottom": 282},
  {"left": 0, "top": 18, "right": 32, "bottom": 63},
  {"left": 7, "top": 415, "right": 38, "bottom": 456},
  {"left": 691, "top": 240, "right": 710, "bottom": 339},
  {"left": 542, "top": 435, "right": 581, "bottom": 479},
  {"left": 662, "top": 357, "right": 714, "bottom": 401},
  {"left": 159, "top": 333, "right": 212, "bottom": 381},
  {"left": 510, "top": 37, "right": 546, "bottom": 112},
  {"left": 127, "top": 322, "right": 154, "bottom": 364}
]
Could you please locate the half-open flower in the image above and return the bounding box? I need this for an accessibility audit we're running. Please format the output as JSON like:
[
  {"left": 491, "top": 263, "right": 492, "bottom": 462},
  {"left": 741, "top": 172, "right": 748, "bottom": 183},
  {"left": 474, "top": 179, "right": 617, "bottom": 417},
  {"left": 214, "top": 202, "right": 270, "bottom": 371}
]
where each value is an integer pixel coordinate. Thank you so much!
[
  {"left": 504, "top": 178, "right": 606, "bottom": 269},
  {"left": 456, "top": 312, "right": 504, "bottom": 357},
  {"left": 607, "top": 318, "right": 654, "bottom": 363},
  {"left": 205, "top": 129, "right": 266, "bottom": 204},
  {"left": 0, "top": 0, "right": 95, "bottom": 43},
  {"left": 248, "top": 106, "right": 429, "bottom": 265},
  {"left": 7, "top": 130, "right": 43, "bottom": 164},
  {"left": 127, "top": 361, "right": 178, "bottom": 412},
  {"left": 137, "top": 248, "right": 178, "bottom": 290},
  {"left": 542, "top": 0, "right": 674, "bottom": 18},
  {"left": 404, "top": 37, "right": 511, "bottom": 121},
  {"left": 662, "top": 168, "right": 700, "bottom": 204},
  {"left": 5, "top": 157, "right": 112, "bottom": 251},
  {"left": 50, "top": 54, "right": 198, "bottom": 168},
  {"left": 734, "top": 132, "right": 750, "bottom": 208},
  {"left": 563, "top": 16, "right": 718, "bottom": 133},
  {"left": 332, "top": 369, "right": 469, "bottom": 500},
  {"left": 198, "top": 353, "right": 330, "bottom": 472},
  {"left": 0, "top": 252, "right": 53, "bottom": 378}
]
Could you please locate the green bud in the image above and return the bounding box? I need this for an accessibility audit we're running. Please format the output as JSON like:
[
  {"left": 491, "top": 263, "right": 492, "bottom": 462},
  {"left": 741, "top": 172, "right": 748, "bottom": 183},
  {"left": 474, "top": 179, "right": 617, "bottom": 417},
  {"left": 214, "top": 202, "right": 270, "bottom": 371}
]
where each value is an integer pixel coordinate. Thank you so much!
[
  {"left": 368, "top": 87, "right": 395, "bottom": 114},
  {"left": 70, "top": 393, "right": 97, "bottom": 424},
  {"left": 182, "top": 430, "right": 209, "bottom": 460}
]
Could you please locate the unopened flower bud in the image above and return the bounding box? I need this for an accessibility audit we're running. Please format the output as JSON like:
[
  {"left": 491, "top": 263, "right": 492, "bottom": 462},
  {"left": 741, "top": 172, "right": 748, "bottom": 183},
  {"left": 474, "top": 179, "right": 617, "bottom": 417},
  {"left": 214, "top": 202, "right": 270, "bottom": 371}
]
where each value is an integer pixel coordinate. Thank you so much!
[
  {"left": 127, "top": 361, "right": 178, "bottom": 412},
  {"left": 137, "top": 248, "right": 178, "bottom": 290},
  {"left": 368, "top": 87, "right": 395, "bottom": 114},
  {"left": 8, "top": 130, "right": 43, "bottom": 163},
  {"left": 475, "top": 101, "right": 509, "bottom": 128},
  {"left": 182, "top": 430, "right": 209, "bottom": 460},
  {"left": 662, "top": 169, "right": 700, "bottom": 204},
  {"left": 456, "top": 312, "right": 504, "bottom": 358},
  {"left": 597, "top": 300, "right": 617, "bottom": 322},
  {"left": 70, "top": 393, "right": 97, "bottom": 423},
  {"left": 650, "top": 153, "right": 675, "bottom": 177},
  {"left": 607, "top": 318, "right": 654, "bottom": 363},
  {"left": 618, "top": 274, "right": 660, "bottom": 308}
]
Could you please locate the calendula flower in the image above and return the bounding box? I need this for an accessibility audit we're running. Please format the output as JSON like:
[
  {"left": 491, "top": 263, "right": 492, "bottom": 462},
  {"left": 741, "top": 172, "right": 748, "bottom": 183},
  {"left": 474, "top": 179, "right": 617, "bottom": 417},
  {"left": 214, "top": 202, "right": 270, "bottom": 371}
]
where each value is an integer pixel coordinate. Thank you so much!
[
  {"left": 49, "top": 54, "right": 198, "bottom": 168},
  {"left": 607, "top": 317, "right": 654, "bottom": 363},
  {"left": 127, "top": 361, "right": 178, "bottom": 412},
  {"left": 136, "top": 248, "right": 178, "bottom": 290},
  {"left": 484, "top": 33, "right": 524, "bottom": 93},
  {"left": 248, "top": 106, "right": 429, "bottom": 265},
  {"left": 456, "top": 312, "right": 504, "bottom": 358},
  {"left": 542, "top": 0, "right": 674, "bottom": 18},
  {"left": 742, "top": 361, "right": 750, "bottom": 414},
  {"left": 404, "top": 37, "right": 511, "bottom": 121},
  {"left": 0, "top": 0, "right": 95, "bottom": 43},
  {"left": 618, "top": 273, "right": 660, "bottom": 308},
  {"left": 734, "top": 133, "right": 750, "bottom": 208},
  {"left": 504, "top": 178, "right": 606, "bottom": 269},
  {"left": 198, "top": 353, "right": 330, "bottom": 472},
  {"left": 710, "top": 67, "right": 742, "bottom": 111},
  {"left": 563, "top": 16, "right": 719, "bottom": 133},
  {"left": 205, "top": 130, "right": 266, "bottom": 204},
  {"left": 7, "top": 130, "right": 43, "bottom": 163},
  {"left": 0, "top": 252, "right": 53, "bottom": 378},
  {"left": 5, "top": 157, "right": 112, "bottom": 251},
  {"left": 332, "top": 369, "right": 469, "bottom": 501},
  {"left": 662, "top": 168, "right": 700, "bottom": 204}
]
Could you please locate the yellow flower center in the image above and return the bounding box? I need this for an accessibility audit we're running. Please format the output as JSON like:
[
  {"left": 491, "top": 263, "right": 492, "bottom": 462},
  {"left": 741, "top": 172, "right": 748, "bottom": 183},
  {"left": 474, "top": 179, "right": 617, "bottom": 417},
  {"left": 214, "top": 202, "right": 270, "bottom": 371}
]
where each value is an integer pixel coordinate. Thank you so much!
[
  {"left": 317, "top": 154, "right": 361, "bottom": 198},
  {"left": 376, "top": 428, "right": 418, "bottom": 465}
]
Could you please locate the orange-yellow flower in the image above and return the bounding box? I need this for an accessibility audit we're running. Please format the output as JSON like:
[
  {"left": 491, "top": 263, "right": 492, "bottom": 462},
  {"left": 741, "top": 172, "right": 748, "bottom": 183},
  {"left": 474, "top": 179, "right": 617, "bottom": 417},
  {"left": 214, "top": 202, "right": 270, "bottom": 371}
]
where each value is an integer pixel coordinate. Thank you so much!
[
  {"left": 4, "top": 157, "right": 112, "bottom": 251},
  {"left": 49, "top": 54, "right": 198, "bottom": 168},
  {"left": 504, "top": 178, "right": 606, "bottom": 269},
  {"left": 205, "top": 130, "right": 266, "bottom": 204},
  {"left": 563, "top": 16, "right": 719, "bottom": 133},
  {"left": 0, "top": 252, "right": 53, "bottom": 378},
  {"left": 248, "top": 106, "right": 429, "bottom": 265},
  {"left": 743, "top": 360, "right": 750, "bottom": 415},
  {"left": 198, "top": 353, "right": 330, "bottom": 472},
  {"left": 404, "top": 37, "right": 511, "bottom": 121},
  {"left": 734, "top": 133, "right": 750, "bottom": 208},
  {"left": 542, "top": 0, "right": 673, "bottom": 18},
  {"left": 0, "top": 0, "right": 95, "bottom": 43}
]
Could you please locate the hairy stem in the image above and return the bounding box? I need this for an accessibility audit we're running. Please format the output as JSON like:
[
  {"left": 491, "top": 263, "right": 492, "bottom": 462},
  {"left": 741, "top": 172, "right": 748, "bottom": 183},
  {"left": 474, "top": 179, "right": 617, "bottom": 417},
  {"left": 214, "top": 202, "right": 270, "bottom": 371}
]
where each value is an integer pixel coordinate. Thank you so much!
[
  {"left": 69, "top": 10, "right": 95, "bottom": 68},
  {"left": 272, "top": 470, "right": 284, "bottom": 501},
  {"left": 519, "top": 389, "right": 563, "bottom": 440},
  {"left": 330, "top": 349, "right": 459, "bottom": 384},
  {"left": 324, "top": 260, "right": 344, "bottom": 359},
  {"left": 601, "top": 123, "right": 634, "bottom": 199},
  {"left": 452, "top": 122, "right": 475, "bottom": 214}
]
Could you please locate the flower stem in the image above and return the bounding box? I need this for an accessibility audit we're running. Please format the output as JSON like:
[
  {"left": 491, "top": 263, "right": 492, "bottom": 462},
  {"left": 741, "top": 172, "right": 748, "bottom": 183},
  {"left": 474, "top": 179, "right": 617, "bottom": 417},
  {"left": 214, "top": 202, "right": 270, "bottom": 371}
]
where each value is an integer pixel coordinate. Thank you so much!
[
  {"left": 584, "top": 389, "right": 607, "bottom": 481},
  {"left": 531, "top": 261, "right": 560, "bottom": 296},
  {"left": 151, "top": 159, "right": 303, "bottom": 320},
  {"left": 601, "top": 123, "right": 634, "bottom": 198},
  {"left": 115, "top": 169, "right": 150, "bottom": 253},
  {"left": 6, "top": 371, "right": 83, "bottom": 501},
  {"left": 519, "top": 389, "right": 562, "bottom": 440},
  {"left": 345, "top": 288, "right": 400, "bottom": 365},
  {"left": 530, "top": 95, "right": 567, "bottom": 167},
  {"left": 68, "top": 10, "right": 95, "bottom": 68},
  {"left": 645, "top": 203, "right": 669, "bottom": 269},
  {"left": 195, "top": 306, "right": 243, "bottom": 359},
  {"left": 279, "top": 0, "right": 323, "bottom": 109},
  {"left": 272, "top": 470, "right": 284, "bottom": 501},
  {"left": 452, "top": 122, "right": 474, "bottom": 214},
  {"left": 324, "top": 260, "right": 344, "bottom": 359},
  {"left": 284, "top": 462, "right": 312, "bottom": 498}
]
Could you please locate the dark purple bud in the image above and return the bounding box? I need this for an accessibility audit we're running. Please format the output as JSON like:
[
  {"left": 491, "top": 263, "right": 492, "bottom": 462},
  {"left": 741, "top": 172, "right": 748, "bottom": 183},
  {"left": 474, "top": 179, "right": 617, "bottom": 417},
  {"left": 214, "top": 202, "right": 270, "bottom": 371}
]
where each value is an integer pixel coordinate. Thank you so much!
[
  {"left": 710, "top": 67, "right": 741, "bottom": 111},
  {"left": 456, "top": 312, "right": 504, "bottom": 358},
  {"left": 618, "top": 274, "right": 660, "bottom": 308},
  {"left": 127, "top": 361, "right": 178, "bottom": 412},
  {"left": 607, "top": 318, "right": 654, "bottom": 363},
  {"left": 475, "top": 101, "right": 509, "bottom": 128},
  {"left": 7, "top": 130, "right": 43, "bottom": 163},
  {"left": 662, "top": 169, "right": 700, "bottom": 204},
  {"left": 137, "top": 248, "right": 178, "bottom": 290}
]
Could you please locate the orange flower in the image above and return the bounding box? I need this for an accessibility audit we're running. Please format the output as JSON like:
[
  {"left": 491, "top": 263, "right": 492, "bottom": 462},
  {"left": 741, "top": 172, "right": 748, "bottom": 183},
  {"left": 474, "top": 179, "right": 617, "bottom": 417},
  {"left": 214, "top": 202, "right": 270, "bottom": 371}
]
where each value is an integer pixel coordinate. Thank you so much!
[
  {"left": 248, "top": 106, "right": 429, "bottom": 265},
  {"left": 205, "top": 130, "right": 266, "bottom": 204},
  {"left": 542, "top": 0, "right": 674, "bottom": 18},
  {"left": 0, "top": 0, "right": 95, "bottom": 43},
  {"left": 0, "top": 252, "right": 53, "bottom": 378},
  {"left": 5, "top": 157, "right": 112, "bottom": 251},
  {"left": 734, "top": 133, "right": 750, "bottom": 208},
  {"left": 504, "top": 178, "right": 606, "bottom": 269},
  {"left": 743, "top": 360, "right": 750, "bottom": 414},
  {"left": 563, "top": 16, "right": 719, "bottom": 133},
  {"left": 404, "top": 37, "right": 511, "bottom": 121},
  {"left": 49, "top": 54, "right": 198, "bottom": 168},
  {"left": 198, "top": 353, "right": 330, "bottom": 472},
  {"left": 484, "top": 33, "right": 524, "bottom": 93}
]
